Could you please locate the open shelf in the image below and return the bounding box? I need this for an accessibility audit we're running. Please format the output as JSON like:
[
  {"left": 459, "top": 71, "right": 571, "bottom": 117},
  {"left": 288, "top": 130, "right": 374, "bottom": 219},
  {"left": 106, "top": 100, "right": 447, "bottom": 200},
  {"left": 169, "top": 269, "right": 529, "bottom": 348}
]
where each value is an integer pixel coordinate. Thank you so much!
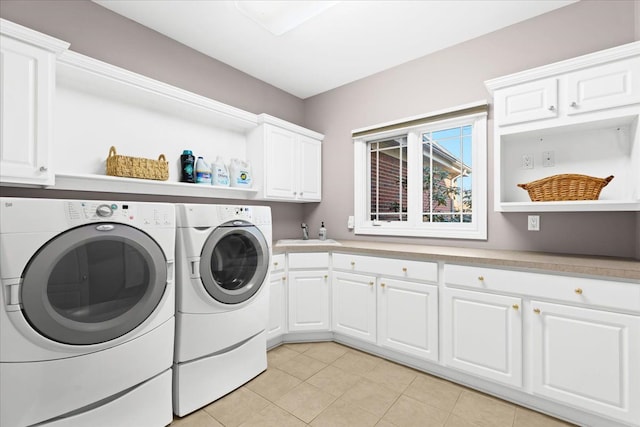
[
  {"left": 495, "top": 114, "right": 639, "bottom": 212},
  {"left": 50, "top": 173, "right": 259, "bottom": 199}
]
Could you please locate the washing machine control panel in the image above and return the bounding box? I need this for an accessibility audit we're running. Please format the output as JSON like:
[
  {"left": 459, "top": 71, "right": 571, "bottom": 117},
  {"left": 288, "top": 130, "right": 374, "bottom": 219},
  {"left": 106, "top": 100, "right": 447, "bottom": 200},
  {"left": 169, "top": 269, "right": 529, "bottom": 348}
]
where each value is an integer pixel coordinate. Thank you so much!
[{"left": 64, "top": 201, "right": 175, "bottom": 228}]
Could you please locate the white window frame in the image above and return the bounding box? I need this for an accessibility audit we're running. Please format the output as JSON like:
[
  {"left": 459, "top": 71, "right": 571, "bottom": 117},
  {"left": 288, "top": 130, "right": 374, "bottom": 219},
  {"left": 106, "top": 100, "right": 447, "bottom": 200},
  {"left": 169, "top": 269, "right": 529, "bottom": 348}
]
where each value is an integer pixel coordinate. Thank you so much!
[{"left": 353, "top": 102, "right": 487, "bottom": 240}]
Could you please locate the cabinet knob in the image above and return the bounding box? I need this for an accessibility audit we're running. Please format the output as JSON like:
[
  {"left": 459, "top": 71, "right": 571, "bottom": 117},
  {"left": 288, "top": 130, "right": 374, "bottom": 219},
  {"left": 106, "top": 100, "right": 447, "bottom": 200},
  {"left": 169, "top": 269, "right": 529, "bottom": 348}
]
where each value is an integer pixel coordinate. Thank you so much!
[
  {"left": 300, "top": 192, "right": 303, "bottom": 196},
  {"left": 402, "top": 267, "right": 407, "bottom": 273},
  {"left": 282, "top": 277, "right": 286, "bottom": 281},
  {"left": 570, "top": 101, "right": 578, "bottom": 108},
  {"left": 548, "top": 105, "right": 555, "bottom": 111},
  {"left": 533, "top": 308, "right": 541, "bottom": 314},
  {"left": 380, "top": 283, "right": 386, "bottom": 288},
  {"left": 351, "top": 261, "right": 355, "bottom": 266},
  {"left": 39, "top": 166, "right": 48, "bottom": 172},
  {"left": 477, "top": 276, "right": 484, "bottom": 281},
  {"left": 574, "top": 288, "right": 583, "bottom": 295},
  {"left": 512, "top": 304, "right": 519, "bottom": 310},
  {"left": 274, "top": 262, "right": 278, "bottom": 267},
  {"left": 324, "top": 275, "right": 328, "bottom": 279},
  {"left": 368, "top": 281, "right": 374, "bottom": 286}
]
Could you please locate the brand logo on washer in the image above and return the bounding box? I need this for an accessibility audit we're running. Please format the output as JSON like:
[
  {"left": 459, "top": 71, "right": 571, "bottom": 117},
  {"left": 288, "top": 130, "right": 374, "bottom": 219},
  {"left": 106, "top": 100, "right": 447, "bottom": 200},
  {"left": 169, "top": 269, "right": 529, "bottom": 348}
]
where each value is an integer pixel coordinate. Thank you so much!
[{"left": 96, "top": 224, "right": 115, "bottom": 231}]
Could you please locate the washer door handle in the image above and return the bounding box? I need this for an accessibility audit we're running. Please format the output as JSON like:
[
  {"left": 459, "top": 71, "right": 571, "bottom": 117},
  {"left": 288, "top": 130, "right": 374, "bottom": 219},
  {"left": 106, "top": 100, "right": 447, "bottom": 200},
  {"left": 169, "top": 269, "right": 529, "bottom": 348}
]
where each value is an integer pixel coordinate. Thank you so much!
[{"left": 189, "top": 259, "right": 201, "bottom": 279}]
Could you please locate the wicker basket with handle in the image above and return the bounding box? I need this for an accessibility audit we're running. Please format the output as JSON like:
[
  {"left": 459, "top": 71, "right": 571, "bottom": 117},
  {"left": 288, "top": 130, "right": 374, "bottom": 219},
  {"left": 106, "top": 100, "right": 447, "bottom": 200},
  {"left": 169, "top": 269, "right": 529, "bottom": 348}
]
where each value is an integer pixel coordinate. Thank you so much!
[
  {"left": 517, "top": 174, "right": 614, "bottom": 202},
  {"left": 106, "top": 146, "right": 169, "bottom": 181}
]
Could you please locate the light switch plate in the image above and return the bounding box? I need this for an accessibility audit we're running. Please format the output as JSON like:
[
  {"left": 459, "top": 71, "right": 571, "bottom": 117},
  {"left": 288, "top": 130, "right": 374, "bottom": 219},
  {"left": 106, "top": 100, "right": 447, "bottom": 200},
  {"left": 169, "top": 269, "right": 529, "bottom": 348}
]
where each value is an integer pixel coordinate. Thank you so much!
[
  {"left": 528, "top": 215, "right": 540, "bottom": 231},
  {"left": 347, "top": 215, "right": 355, "bottom": 229}
]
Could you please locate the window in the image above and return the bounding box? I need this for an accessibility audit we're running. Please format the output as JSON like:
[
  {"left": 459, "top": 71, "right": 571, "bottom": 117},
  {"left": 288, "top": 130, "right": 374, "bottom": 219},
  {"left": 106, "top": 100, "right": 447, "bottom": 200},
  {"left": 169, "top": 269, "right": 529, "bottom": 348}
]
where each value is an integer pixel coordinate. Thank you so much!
[{"left": 353, "top": 102, "right": 487, "bottom": 239}]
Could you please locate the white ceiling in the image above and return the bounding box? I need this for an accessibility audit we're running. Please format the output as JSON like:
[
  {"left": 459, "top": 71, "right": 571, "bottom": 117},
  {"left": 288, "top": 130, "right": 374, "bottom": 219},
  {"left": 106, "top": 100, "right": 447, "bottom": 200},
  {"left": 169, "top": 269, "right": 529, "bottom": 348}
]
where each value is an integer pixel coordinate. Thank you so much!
[{"left": 93, "top": 0, "right": 576, "bottom": 99}]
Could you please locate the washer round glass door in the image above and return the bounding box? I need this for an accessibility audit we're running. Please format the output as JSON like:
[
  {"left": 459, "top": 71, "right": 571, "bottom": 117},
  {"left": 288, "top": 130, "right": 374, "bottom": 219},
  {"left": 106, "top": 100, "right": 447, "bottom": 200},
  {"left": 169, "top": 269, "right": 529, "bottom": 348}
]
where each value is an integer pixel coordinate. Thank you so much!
[
  {"left": 20, "top": 223, "right": 167, "bottom": 345},
  {"left": 200, "top": 220, "right": 269, "bottom": 304}
]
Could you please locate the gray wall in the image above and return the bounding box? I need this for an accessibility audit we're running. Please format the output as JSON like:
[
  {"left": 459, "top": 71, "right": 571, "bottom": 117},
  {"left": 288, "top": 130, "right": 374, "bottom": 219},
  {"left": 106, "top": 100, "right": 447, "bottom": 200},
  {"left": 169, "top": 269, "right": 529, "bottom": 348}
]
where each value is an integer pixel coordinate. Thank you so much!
[
  {"left": 303, "top": 0, "right": 639, "bottom": 259},
  {"left": 2, "top": 0, "right": 639, "bottom": 257}
]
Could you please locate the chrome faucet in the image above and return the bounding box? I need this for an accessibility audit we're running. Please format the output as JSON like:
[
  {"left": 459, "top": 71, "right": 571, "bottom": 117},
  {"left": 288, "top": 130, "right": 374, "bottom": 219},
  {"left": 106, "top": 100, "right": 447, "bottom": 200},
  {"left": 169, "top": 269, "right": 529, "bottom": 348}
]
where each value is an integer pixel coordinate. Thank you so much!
[{"left": 301, "top": 223, "right": 309, "bottom": 240}]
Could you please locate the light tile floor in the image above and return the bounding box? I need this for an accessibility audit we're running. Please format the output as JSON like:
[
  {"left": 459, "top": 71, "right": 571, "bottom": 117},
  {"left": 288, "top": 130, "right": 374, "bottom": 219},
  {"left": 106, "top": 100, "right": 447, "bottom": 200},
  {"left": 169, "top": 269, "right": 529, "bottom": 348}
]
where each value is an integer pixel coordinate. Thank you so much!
[{"left": 170, "top": 342, "right": 576, "bottom": 427}]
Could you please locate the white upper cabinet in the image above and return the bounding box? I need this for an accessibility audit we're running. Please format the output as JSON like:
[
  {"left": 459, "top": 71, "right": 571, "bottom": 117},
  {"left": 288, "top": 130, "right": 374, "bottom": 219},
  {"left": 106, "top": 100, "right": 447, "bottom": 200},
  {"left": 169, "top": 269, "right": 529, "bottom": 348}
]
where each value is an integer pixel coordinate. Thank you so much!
[
  {"left": 494, "top": 78, "right": 559, "bottom": 125},
  {"left": 0, "top": 19, "right": 69, "bottom": 186},
  {"left": 486, "top": 41, "right": 640, "bottom": 212},
  {"left": 566, "top": 57, "right": 640, "bottom": 116},
  {"left": 248, "top": 115, "right": 323, "bottom": 202}
]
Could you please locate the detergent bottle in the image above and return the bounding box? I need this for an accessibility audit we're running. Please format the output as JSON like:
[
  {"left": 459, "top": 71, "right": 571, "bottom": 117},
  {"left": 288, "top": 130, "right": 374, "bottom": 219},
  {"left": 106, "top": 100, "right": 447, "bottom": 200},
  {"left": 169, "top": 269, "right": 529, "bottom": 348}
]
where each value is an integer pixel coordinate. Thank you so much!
[
  {"left": 212, "top": 156, "right": 230, "bottom": 187},
  {"left": 195, "top": 157, "right": 211, "bottom": 184}
]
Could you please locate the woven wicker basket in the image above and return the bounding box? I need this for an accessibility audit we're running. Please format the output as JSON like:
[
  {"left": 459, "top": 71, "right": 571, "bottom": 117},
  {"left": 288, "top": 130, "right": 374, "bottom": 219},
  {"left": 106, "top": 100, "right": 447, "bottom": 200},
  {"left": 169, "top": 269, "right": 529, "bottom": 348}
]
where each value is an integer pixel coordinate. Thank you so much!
[
  {"left": 106, "top": 146, "right": 169, "bottom": 181},
  {"left": 517, "top": 174, "right": 614, "bottom": 202}
]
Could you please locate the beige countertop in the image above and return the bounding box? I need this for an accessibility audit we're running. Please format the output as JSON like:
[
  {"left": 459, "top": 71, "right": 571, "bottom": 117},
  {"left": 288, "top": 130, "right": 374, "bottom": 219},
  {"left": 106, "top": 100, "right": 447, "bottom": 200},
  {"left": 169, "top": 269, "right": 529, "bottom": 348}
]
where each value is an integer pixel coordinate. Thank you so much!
[{"left": 274, "top": 240, "right": 640, "bottom": 281}]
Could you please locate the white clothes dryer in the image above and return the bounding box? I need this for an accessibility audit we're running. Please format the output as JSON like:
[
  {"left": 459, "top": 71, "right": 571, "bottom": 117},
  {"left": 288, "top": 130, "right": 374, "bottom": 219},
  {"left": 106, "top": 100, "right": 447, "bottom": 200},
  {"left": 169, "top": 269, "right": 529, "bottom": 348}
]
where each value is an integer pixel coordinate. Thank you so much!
[
  {"left": 0, "top": 198, "right": 176, "bottom": 427},
  {"left": 173, "top": 204, "right": 271, "bottom": 416}
]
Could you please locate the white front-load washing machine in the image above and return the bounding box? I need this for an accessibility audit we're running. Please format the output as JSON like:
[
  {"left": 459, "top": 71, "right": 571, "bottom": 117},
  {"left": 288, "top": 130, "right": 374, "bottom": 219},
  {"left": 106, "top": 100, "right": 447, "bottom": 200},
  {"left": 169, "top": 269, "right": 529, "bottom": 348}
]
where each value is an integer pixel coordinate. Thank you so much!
[
  {"left": 173, "top": 204, "right": 271, "bottom": 416},
  {"left": 0, "top": 197, "right": 176, "bottom": 427}
]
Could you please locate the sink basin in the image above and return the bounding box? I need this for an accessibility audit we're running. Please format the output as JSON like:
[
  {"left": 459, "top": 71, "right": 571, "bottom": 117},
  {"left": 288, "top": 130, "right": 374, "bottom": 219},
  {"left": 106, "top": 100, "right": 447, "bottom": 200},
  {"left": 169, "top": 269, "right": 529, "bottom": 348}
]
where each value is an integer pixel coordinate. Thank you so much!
[{"left": 276, "top": 239, "right": 341, "bottom": 246}]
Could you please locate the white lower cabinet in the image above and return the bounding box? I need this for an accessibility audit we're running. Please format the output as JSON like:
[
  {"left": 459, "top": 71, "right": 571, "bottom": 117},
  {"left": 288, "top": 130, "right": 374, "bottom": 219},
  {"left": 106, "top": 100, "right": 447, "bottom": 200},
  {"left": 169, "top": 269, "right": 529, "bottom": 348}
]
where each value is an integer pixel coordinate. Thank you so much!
[
  {"left": 266, "top": 254, "right": 286, "bottom": 341},
  {"left": 530, "top": 300, "right": 640, "bottom": 425},
  {"left": 331, "top": 253, "right": 440, "bottom": 361},
  {"left": 378, "top": 277, "right": 439, "bottom": 361},
  {"left": 280, "top": 251, "right": 639, "bottom": 427},
  {"left": 288, "top": 270, "right": 330, "bottom": 331},
  {"left": 331, "top": 271, "right": 377, "bottom": 343},
  {"left": 267, "top": 271, "right": 286, "bottom": 339},
  {"left": 442, "top": 287, "right": 522, "bottom": 388}
]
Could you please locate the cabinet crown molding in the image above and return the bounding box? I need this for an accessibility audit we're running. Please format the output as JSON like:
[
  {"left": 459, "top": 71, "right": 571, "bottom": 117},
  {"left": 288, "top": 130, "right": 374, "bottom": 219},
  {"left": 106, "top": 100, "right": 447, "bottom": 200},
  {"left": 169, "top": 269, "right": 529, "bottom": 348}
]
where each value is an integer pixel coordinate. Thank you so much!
[
  {"left": 0, "top": 18, "right": 69, "bottom": 54},
  {"left": 485, "top": 41, "right": 640, "bottom": 93},
  {"left": 258, "top": 114, "right": 324, "bottom": 140}
]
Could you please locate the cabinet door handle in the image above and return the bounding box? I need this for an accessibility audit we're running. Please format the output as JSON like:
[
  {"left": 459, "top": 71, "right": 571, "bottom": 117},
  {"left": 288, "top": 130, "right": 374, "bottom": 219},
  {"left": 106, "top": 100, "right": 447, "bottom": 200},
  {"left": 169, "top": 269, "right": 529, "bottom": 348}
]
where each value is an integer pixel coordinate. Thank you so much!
[
  {"left": 574, "top": 288, "right": 583, "bottom": 295},
  {"left": 300, "top": 192, "right": 303, "bottom": 196},
  {"left": 512, "top": 304, "right": 519, "bottom": 310},
  {"left": 368, "top": 281, "right": 374, "bottom": 286},
  {"left": 402, "top": 267, "right": 407, "bottom": 273},
  {"left": 351, "top": 261, "right": 355, "bottom": 266},
  {"left": 39, "top": 166, "right": 48, "bottom": 172},
  {"left": 533, "top": 308, "right": 541, "bottom": 314},
  {"left": 477, "top": 276, "right": 484, "bottom": 281},
  {"left": 380, "top": 283, "right": 386, "bottom": 288},
  {"left": 570, "top": 101, "right": 578, "bottom": 108},
  {"left": 282, "top": 277, "right": 286, "bottom": 281},
  {"left": 324, "top": 275, "right": 328, "bottom": 279},
  {"left": 548, "top": 105, "right": 555, "bottom": 111},
  {"left": 274, "top": 262, "right": 278, "bottom": 267}
]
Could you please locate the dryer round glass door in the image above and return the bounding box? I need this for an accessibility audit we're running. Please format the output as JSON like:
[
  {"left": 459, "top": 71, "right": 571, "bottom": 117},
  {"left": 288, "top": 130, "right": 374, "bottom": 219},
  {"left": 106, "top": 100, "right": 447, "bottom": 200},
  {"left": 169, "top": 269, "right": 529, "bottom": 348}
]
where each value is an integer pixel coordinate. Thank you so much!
[
  {"left": 20, "top": 223, "right": 168, "bottom": 345},
  {"left": 200, "top": 220, "right": 269, "bottom": 304}
]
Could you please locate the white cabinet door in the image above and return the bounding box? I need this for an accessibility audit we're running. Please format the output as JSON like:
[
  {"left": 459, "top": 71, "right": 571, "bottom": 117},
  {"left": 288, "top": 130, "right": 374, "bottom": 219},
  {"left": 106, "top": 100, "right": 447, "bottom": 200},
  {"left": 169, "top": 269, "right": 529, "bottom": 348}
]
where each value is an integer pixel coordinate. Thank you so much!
[
  {"left": 0, "top": 36, "right": 58, "bottom": 186},
  {"left": 378, "top": 278, "right": 438, "bottom": 362},
  {"left": 266, "top": 271, "right": 286, "bottom": 340},
  {"left": 494, "top": 78, "right": 558, "bottom": 126},
  {"left": 298, "top": 135, "right": 321, "bottom": 201},
  {"left": 443, "top": 287, "right": 522, "bottom": 387},
  {"left": 331, "top": 271, "right": 377, "bottom": 343},
  {"left": 288, "top": 270, "right": 330, "bottom": 332},
  {"left": 264, "top": 125, "right": 297, "bottom": 199},
  {"left": 530, "top": 300, "right": 640, "bottom": 425},
  {"left": 566, "top": 56, "right": 640, "bottom": 116},
  {"left": 262, "top": 123, "right": 322, "bottom": 202}
]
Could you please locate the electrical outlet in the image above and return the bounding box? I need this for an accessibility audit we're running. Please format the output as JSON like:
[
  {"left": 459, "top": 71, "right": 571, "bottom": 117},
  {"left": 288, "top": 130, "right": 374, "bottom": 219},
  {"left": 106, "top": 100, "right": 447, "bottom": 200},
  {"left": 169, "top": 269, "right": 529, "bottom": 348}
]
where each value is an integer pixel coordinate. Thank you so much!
[
  {"left": 542, "top": 151, "right": 555, "bottom": 167},
  {"left": 528, "top": 215, "right": 540, "bottom": 231},
  {"left": 521, "top": 154, "right": 534, "bottom": 169}
]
